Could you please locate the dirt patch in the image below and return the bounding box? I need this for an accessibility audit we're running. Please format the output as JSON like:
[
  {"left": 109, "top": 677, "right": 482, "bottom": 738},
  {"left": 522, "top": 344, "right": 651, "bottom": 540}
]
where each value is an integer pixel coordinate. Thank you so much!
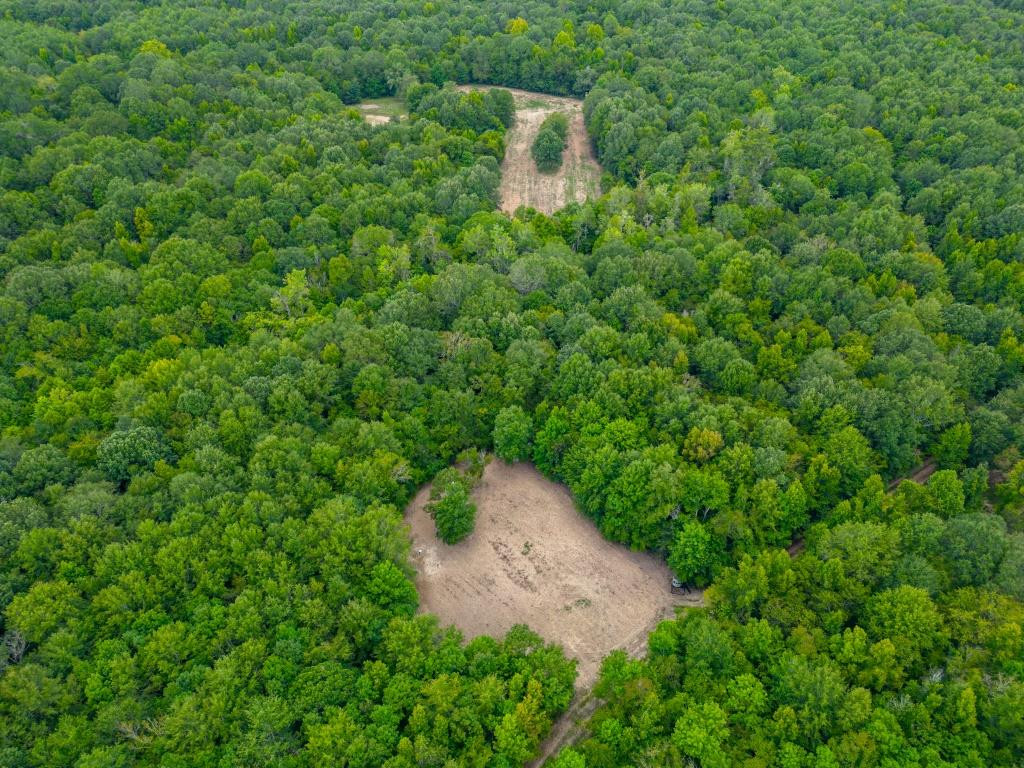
[
  {"left": 356, "top": 97, "right": 407, "bottom": 125},
  {"left": 406, "top": 460, "right": 702, "bottom": 691},
  {"left": 457, "top": 86, "right": 602, "bottom": 215}
]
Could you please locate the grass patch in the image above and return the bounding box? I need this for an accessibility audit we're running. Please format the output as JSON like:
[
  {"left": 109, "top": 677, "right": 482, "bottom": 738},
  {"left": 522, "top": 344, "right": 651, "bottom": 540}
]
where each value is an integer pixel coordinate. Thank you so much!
[{"left": 357, "top": 97, "right": 407, "bottom": 119}]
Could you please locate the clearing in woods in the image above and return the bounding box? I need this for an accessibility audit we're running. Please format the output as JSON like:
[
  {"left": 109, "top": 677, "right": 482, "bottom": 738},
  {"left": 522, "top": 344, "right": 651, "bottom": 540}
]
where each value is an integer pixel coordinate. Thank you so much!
[
  {"left": 405, "top": 460, "right": 703, "bottom": 692},
  {"left": 456, "top": 85, "right": 603, "bottom": 215},
  {"left": 355, "top": 96, "right": 408, "bottom": 125}
]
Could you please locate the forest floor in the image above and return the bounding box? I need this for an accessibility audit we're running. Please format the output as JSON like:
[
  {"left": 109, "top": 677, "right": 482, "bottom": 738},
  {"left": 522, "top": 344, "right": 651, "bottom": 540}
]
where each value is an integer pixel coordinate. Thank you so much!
[
  {"left": 456, "top": 86, "right": 603, "bottom": 214},
  {"left": 405, "top": 460, "right": 703, "bottom": 690}
]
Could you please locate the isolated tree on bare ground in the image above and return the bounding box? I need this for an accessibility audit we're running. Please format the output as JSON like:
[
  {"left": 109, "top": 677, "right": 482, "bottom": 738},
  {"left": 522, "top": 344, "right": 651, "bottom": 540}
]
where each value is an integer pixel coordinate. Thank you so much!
[
  {"left": 532, "top": 112, "right": 569, "bottom": 172},
  {"left": 427, "top": 450, "right": 490, "bottom": 543}
]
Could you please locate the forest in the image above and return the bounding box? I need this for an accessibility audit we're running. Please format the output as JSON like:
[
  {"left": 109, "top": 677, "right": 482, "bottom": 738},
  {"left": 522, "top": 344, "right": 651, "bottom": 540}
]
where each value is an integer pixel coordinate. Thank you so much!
[{"left": 0, "top": 0, "right": 1023, "bottom": 765}]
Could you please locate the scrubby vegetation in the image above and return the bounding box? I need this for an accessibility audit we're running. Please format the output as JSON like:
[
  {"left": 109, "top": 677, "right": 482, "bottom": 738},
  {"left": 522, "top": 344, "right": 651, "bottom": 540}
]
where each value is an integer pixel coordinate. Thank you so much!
[{"left": 1, "top": 0, "right": 1023, "bottom": 765}]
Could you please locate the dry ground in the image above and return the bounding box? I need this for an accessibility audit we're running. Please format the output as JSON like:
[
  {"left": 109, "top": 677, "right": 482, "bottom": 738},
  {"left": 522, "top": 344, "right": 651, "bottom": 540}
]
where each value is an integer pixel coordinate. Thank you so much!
[
  {"left": 457, "top": 86, "right": 603, "bottom": 215},
  {"left": 405, "top": 460, "right": 703, "bottom": 691}
]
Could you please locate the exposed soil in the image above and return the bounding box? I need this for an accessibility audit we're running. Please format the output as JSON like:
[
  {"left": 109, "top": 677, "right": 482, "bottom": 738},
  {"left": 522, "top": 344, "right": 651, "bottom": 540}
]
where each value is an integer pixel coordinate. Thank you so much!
[
  {"left": 457, "top": 86, "right": 603, "bottom": 215},
  {"left": 405, "top": 460, "right": 703, "bottom": 692}
]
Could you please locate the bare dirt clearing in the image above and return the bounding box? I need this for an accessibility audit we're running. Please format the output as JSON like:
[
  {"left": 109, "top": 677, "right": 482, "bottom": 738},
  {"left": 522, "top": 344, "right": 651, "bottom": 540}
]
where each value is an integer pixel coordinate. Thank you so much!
[
  {"left": 406, "top": 460, "right": 702, "bottom": 692},
  {"left": 457, "top": 86, "right": 602, "bottom": 215}
]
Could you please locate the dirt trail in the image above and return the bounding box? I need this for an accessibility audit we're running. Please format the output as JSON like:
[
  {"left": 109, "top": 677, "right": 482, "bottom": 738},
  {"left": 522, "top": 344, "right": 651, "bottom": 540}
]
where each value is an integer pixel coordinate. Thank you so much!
[
  {"left": 406, "top": 460, "right": 703, "bottom": 692},
  {"left": 528, "top": 692, "right": 602, "bottom": 768},
  {"left": 786, "top": 459, "right": 939, "bottom": 560},
  {"left": 456, "top": 86, "right": 602, "bottom": 215},
  {"left": 526, "top": 605, "right": 701, "bottom": 767},
  {"left": 887, "top": 459, "right": 937, "bottom": 490}
]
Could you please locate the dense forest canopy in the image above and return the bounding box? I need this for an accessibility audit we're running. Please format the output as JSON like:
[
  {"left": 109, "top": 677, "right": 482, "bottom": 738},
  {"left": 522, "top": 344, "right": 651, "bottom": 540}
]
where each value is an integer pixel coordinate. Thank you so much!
[{"left": 1, "top": 0, "right": 1023, "bottom": 765}]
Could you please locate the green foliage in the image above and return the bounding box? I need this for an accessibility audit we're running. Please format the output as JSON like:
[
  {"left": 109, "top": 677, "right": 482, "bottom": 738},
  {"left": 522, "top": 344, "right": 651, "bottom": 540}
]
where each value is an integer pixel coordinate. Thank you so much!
[
  {"left": 673, "top": 701, "right": 729, "bottom": 768},
  {"left": 531, "top": 112, "right": 569, "bottom": 172},
  {"left": 864, "top": 585, "right": 946, "bottom": 671},
  {"left": 941, "top": 513, "right": 1008, "bottom": 587},
  {"left": 95, "top": 426, "right": 172, "bottom": 485},
  {"left": 0, "top": 0, "right": 1023, "bottom": 764},
  {"left": 934, "top": 423, "right": 972, "bottom": 469},
  {"left": 494, "top": 405, "right": 533, "bottom": 463},
  {"left": 426, "top": 461, "right": 488, "bottom": 544},
  {"left": 668, "top": 519, "right": 723, "bottom": 586}
]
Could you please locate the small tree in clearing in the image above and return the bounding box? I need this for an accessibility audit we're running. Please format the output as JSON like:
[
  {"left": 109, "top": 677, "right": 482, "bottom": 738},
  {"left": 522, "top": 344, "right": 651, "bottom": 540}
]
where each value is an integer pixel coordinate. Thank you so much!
[
  {"left": 531, "top": 112, "right": 569, "bottom": 172},
  {"left": 426, "top": 453, "right": 490, "bottom": 544}
]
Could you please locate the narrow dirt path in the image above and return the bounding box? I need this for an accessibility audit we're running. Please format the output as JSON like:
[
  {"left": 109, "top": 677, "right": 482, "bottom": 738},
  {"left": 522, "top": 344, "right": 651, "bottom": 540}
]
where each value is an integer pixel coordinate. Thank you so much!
[
  {"left": 887, "top": 459, "right": 937, "bottom": 491},
  {"left": 786, "top": 458, "right": 939, "bottom": 559},
  {"left": 529, "top": 692, "right": 602, "bottom": 768},
  {"left": 528, "top": 591, "right": 705, "bottom": 767}
]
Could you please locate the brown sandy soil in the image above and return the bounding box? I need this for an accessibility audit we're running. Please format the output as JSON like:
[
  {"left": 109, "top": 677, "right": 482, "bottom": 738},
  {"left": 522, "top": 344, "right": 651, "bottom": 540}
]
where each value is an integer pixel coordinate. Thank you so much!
[
  {"left": 405, "top": 460, "right": 703, "bottom": 692},
  {"left": 456, "top": 86, "right": 602, "bottom": 215}
]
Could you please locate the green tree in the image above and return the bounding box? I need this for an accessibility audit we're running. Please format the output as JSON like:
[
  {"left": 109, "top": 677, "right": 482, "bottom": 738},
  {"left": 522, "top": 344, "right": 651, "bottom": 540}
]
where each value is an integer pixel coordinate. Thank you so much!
[
  {"left": 11, "top": 445, "right": 74, "bottom": 495},
  {"left": 673, "top": 701, "right": 729, "bottom": 768},
  {"left": 933, "top": 423, "right": 971, "bottom": 469},
  {"left": 927, "top": 469, "right": 965, "bottom": 518},
  {"left": 532, "top": 113, "right": 569, "bottom": 172},
  {"left": 426, "top": 468, "right": 477, "bottom": 544},
  {"left": 493, "top": 406, "right": 533, "bottom": 463},
  {"left": 941, "top": 514, "right": 1008, "bottom": 587},
  {"left": 864, "top": 586, "right": 946, "bottom": 672},
  {"left": 95, "top": 427, "right": 172, "bottom": 485},
  {"left": 668, "top": 519, "right": 724, "bottom": 586}
]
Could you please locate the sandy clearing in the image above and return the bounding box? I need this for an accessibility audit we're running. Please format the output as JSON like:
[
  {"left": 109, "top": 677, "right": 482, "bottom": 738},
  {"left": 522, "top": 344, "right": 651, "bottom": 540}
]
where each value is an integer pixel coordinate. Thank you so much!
[
  {"left": 356, "top": 99, "right": 407, "bottom": 125},
  {"left": 456, "top": 86, "right": 602, "bottom": 215},
  {"left": 405, "top": 460, "right": 702, "bottom": 691}
]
